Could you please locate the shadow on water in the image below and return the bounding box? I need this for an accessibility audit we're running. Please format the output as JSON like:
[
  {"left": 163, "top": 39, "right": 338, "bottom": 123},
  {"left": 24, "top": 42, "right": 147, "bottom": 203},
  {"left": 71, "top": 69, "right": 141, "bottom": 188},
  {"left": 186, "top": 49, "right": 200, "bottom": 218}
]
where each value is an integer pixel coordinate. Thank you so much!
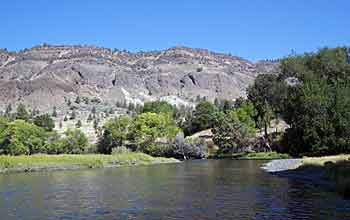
[
  {"left": 271, "top": 160, "right": 350, "bottom": 199},
  {"left": 0, "top": 160, "right": 349, "bottom": 220}
]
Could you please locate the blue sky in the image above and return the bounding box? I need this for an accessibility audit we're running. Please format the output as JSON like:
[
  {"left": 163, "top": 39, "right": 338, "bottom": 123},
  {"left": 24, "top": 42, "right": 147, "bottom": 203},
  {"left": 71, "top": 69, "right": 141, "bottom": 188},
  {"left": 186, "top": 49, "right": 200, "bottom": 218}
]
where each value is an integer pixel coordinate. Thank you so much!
[{"left": 1, "top": 0, "right": 349, "bottom": 60}]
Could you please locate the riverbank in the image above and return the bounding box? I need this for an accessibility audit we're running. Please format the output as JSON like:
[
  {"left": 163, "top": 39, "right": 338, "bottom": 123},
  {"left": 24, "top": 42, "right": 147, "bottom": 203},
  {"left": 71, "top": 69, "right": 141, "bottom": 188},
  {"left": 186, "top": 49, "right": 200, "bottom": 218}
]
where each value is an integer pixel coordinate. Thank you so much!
[
  {"left": 210, "top": 151, "right": 291, "bottom": 160},
  {"left": 263, "top": 155, "right": 350, "bottom": 197},
  {"left": 0, "top": 153, "right": 179, "bottom": 174}
]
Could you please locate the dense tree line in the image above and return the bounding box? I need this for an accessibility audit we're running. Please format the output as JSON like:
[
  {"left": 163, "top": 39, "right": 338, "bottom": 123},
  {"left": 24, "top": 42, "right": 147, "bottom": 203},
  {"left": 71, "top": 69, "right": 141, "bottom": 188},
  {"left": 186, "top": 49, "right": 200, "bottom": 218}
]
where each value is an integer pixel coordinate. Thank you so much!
[
  {"left": 97, "top": 99, "right": 259, "bottom": 157},
  {"left": 247, "top": 47, "right": 350, "bottom": 156},
  {"left": 0, "top": 105, "right": 88, "bottom": 155}
]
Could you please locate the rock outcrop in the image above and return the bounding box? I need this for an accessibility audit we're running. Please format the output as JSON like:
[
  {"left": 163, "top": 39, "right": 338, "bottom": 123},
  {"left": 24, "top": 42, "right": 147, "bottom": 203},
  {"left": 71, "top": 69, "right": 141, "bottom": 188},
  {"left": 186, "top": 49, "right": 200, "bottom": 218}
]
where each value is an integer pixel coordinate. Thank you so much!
[{"left": 0, "top": 45, "right": 279, "bottom": 111}]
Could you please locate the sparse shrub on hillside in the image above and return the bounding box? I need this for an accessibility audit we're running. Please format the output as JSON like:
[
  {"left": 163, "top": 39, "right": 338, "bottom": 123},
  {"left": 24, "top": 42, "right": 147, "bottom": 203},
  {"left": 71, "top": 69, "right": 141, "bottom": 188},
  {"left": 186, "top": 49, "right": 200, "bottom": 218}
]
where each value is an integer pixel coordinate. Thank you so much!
[
  {"left": 75, "top": 120, "right": 82, "bottom": 128},
  {"left": 70, "top": 111, "right": 76, "bottom": 120},
  {"left": 93, "top": 119, "right": 99, "bottom": 131},
  {"left": 52, "top": 106, "right": 57, "bottom": 117},
  {"left": 91, "top": 106, "right": 96, "bottom": 115},
  {"left": 15, "top": 103, "right": 30, "bottom": 121},
  {"left": 128, "top": 103, "right": 135, "bottom": 111},
  {"left": 4, "top": 104, "right": 12, "bottom": 118},
  {"left": 90, "top": 97, "right": 101, "bottom": 104},
  {"left": 75, "top": 96, "right": 81, "bottom": 104},
  {"left": 82, "top": 97, "right": 89, "bottom": 105},
  {"left": 87, "top": 114, "right": 93, "bottom": 122}
]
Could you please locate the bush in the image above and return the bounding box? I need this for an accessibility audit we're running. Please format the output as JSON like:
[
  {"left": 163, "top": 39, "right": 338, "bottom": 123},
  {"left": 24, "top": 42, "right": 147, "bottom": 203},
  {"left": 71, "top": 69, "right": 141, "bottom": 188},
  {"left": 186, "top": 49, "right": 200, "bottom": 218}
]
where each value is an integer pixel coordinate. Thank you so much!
[
  {"left": 212, "top": 113, "right": 253, "bottom": 154},
  {"left": 44, "top": 132, "right": 65, "bottom": 154},
  {"left": 111, "top": 146, "right": 131, "bottom": 155},
  {"left": 143, "top": 101, "right": 176, "bottom": 118},
  {"left": 33, "top": 114, "right": 55, "bottom": 131},
  {"left": 0, "top": 120, "right": 47, "bottom": 155},
  {"left": 131, "top": 112, "right": 179, "bottom": 154},
  {"left": 184, "top": 101, "right": 219, "bottom": 135},
  {"left": 61, "top": 129, "right": 88, "bottom": 154},
  {"left": 97, "top": 116, "right": 131, "bottom": 154}
]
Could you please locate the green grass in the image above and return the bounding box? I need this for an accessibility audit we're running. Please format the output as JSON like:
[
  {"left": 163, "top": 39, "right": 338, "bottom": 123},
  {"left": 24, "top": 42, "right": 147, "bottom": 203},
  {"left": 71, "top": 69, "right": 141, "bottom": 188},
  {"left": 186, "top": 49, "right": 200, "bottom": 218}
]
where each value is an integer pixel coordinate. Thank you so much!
[
  {"left": 0, "top": 153, "right": 179, "bottom": 173},
  {"left": 302, "top": 154, "right": 350, "bottom": 166},
  {"left": 212, "top": 151, "right": 291, "bottom": 159}
]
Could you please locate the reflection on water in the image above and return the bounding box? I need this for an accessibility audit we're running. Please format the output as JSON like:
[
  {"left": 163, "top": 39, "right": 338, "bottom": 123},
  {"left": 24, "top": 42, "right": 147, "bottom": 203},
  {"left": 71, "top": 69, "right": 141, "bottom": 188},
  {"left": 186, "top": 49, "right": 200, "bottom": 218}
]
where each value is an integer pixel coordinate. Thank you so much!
[{"left": 0, "top": 160, "right": 349, "bottom": 220}]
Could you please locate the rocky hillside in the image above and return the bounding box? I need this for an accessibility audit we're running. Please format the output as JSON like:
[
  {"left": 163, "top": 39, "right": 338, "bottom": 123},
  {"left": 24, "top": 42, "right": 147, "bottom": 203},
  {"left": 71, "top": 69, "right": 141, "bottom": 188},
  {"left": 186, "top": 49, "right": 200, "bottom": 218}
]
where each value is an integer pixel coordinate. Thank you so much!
[{"left": 0, "top": 45, "right": 279, "bottom": 112}]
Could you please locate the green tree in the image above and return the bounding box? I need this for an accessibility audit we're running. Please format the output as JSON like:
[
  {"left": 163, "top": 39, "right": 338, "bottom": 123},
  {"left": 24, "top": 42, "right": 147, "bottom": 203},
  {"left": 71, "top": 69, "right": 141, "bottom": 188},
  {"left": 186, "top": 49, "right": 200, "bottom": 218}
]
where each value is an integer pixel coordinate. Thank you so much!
[
  {"left": 70, "top": 110, "right": 76, "bottom": 120},
  {"left": 0, "top": 116, "right": 9, "bottom": 154},
  {"left": 15, "top": 103, "right": 30, "bottom": 121},
  {"left": 247, "top": 74, "right": 280, "bottom": 137},
  {"left": 91, "top": 106, "right": 96, "bottom": 115},
  {"left": 93, "top": 119, "right": 99, "bottom": 131},
  {"left": 184, "top": 101, "right": 219, "bottom": 135},
  {"left": 143, "top": 101, "right": 176, "bottom": 117},
  {"left": 87, "top": 114, "right": 93, "bottom": 122},
  {"left": 214, "top": 98, "right": 221, "bottom": 108},
  {"left": 44, "top": 131, "right": 64, "bottom": 154},
  {"left": 222, "top": 100, "right": 233, "bottom": 112},
  {"left": 0, "top": 120, "right": 47, "bottom": 155},
  {"left": 131, "top": 112, "right": 179, "bottom": 154},
  {"left": 227, "top": 108, "right": 256, "bottom": 134},
  {"left": 97, "top": 116, "right": 131, "bottom": 154},
  {"left": 278, "top": 47, "right": 350, "bottom": 156},
  {"left": 212, "top": 113, "right": 253, "bottom": 153},
  {"left": 4, "top": 104, "right": 12, "bottom": 118},
  {"left": 33, "top": 114, "right": 55, "bottom": 131},
  {"left": 127, "top": 102, "right": 135, "bottom": 111},
  {"left": 75, "top": 119, "right": 82, "bottom": 128},
  {"left": 61, "top": 129, "right": 88, "bottom": 154},
  {"left": 75, "top": 96, "right": 81, "bottom": 104},
  {"left": 52, "top": 106, "right": 58, "bottom": 117}
]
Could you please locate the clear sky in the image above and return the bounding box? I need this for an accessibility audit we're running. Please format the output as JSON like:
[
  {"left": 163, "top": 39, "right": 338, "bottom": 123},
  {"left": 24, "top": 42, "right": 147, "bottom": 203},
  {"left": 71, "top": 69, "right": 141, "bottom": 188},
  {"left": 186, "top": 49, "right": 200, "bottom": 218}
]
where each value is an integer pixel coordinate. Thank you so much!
[{"left": 1, "top": 0, "right": 349, "bottom": 60}]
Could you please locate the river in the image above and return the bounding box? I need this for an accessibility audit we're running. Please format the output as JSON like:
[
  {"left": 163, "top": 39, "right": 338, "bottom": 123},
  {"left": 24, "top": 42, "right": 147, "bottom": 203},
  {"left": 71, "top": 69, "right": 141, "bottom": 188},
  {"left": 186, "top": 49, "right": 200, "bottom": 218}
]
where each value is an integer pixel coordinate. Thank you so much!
[{"left": 0, "top": 160, "right": 349, "bottom": 220}]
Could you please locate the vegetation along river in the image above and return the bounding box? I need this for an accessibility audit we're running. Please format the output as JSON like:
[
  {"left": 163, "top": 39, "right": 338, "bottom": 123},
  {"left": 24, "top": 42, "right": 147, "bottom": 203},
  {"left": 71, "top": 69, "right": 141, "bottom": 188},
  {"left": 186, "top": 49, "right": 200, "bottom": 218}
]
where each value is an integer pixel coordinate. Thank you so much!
[{"left": 0, "top": 160, "right": 349, "bottom": 220}]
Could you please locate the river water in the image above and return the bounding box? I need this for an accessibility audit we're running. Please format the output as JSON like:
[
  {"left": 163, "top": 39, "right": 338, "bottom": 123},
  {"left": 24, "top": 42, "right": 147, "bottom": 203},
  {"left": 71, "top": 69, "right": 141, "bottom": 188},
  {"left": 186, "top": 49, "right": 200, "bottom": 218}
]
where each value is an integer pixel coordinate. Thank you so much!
[{"left": 0, "top": 160, "right": 349, "bottom": 220}]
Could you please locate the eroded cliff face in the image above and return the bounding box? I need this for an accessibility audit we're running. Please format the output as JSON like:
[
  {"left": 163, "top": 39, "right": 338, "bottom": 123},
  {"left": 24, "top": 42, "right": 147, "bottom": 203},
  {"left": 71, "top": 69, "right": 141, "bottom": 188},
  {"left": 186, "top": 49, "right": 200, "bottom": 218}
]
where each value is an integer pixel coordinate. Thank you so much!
[{"left": 0, "top": 45, "right": 279, "bottom": 111}]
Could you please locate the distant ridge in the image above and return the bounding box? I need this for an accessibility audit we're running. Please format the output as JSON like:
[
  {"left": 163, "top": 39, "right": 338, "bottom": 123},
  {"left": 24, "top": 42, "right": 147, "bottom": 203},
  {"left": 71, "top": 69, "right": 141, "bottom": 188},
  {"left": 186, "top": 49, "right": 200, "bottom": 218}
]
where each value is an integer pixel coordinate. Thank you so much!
[{"left": 0, "top": 44, "right": 279, "bottom": 112}]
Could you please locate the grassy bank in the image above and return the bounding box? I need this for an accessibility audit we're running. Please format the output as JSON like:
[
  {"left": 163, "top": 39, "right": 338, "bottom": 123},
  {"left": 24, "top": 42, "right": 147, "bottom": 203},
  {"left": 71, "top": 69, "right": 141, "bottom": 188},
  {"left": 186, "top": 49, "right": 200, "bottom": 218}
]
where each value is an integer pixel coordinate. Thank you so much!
[
  {"left": 301, "top": 154, "right": 350, "bottom": 197},
  {"left": 211, "top": 151, "right": 291, "bottom": 159},
  {"left": 0, "top": 153, "right": 179, "bottom": 173}
]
